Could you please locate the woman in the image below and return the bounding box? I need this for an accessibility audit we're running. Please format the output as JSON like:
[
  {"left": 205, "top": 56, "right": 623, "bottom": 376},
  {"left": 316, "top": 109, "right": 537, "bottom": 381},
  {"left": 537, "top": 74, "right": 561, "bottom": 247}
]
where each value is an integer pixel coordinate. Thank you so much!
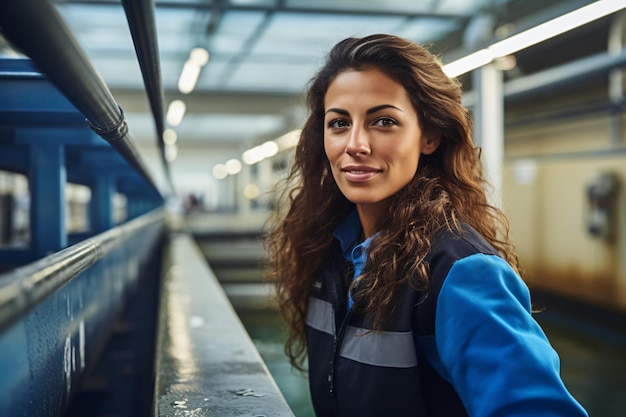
[{"left": 265, "top": 34, "right": 588, "bottom": 417}]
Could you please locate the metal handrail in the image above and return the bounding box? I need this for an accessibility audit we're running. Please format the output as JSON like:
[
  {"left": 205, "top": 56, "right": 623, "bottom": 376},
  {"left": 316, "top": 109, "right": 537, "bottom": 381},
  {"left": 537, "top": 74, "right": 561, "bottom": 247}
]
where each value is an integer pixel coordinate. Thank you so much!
[
  {"left": 0, "top": 0, "right": 161, "bottom": 194},
  {"left": 0, "top": 208, "right": 165, "bottom": 333},
  {"left": 121, "top": 0, "right": 175, "bottom": 195}
]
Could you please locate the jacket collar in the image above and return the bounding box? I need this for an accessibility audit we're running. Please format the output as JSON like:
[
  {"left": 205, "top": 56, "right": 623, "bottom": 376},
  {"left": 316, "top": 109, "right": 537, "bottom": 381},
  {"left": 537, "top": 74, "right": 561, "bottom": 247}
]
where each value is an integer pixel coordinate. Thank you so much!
[
  {"left": 333, "top": 208, "right": 362, "bottom": 259},
  {"left": 333, "top": 208, "right": 375, "bottom": 265}
]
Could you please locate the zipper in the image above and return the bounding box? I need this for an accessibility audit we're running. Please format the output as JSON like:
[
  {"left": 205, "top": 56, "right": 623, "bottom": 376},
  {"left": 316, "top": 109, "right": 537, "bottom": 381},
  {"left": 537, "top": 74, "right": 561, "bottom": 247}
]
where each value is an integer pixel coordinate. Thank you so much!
[
  {"left": 322, "top": 254, "right": 352, "bottom": 416},
  {"left": 328, "top": 261, "right": 352, "bottom": 395},
  {"left": 329, "top": 307, "right": 351, "bottom": 416}
]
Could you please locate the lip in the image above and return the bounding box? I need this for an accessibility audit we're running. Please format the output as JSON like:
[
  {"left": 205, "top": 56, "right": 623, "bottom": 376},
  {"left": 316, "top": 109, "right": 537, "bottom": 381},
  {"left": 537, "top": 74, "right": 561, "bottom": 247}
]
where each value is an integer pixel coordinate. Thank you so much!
[{"left": 341, "top": 165, "right": 382, "bottom": 182}]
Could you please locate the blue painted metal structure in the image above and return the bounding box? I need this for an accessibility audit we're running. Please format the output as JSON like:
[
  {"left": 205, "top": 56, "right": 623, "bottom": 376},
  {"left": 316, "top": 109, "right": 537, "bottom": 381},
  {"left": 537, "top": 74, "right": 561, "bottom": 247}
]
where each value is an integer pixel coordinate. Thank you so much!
[
  {"left": 0, "top": 1, "right": 295, "bottom": 415},
  {"left": 0, "top": 59, "right": 163, "bottom": 267},
  {"left": 0, "top": 209, "right": 164, "bottom": 416},
  {"left": 0, "top": 57, "right": 166, "bottom": 416}
]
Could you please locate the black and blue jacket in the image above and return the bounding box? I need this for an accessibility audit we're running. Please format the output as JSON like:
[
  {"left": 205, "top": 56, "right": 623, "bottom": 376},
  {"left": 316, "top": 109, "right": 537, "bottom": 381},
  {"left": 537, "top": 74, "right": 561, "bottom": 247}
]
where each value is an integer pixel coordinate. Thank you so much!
[{"left": 305, "top": 210, "right": 588, "bottom": 417}]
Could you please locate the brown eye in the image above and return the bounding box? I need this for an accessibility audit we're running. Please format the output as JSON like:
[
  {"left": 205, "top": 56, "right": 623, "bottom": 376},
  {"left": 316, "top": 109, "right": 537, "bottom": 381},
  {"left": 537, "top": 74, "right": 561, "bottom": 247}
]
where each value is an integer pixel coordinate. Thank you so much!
[
  {"left": 374, "top": 117, "right": 397, "bottom": 127},
  {"left": 328, "top": 119, "right": 349, "bottom": 129}
]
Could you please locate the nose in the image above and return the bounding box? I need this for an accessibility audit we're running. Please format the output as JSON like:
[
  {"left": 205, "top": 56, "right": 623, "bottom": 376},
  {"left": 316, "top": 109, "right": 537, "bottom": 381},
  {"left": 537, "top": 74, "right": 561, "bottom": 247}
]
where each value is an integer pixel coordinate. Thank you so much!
[{"left": 345, "top": 126, "right": 371, "bottom": 156}]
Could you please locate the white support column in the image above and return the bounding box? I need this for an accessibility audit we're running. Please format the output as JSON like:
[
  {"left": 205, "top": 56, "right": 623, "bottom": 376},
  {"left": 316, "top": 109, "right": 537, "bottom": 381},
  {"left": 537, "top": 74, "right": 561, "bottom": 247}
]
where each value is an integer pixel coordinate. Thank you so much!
[
  {"left": 239, "top": 160, "right": 252, "bottom": 217},
  {"left": 473, "top": 62, "right": 504, "bottom": 209},
  {"left": 608, "top": 10, "right": 625, "bottom": 146},
  {"left": 258, "top": 157, "right": 275, "bottom": 211}
]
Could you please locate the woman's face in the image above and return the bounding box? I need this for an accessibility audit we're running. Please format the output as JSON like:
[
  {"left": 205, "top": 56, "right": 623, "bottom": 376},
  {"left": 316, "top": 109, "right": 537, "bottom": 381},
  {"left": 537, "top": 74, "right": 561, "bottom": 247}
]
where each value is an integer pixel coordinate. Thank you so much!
[{"left": 323, "top": 68, "right": 439, "bottom": 214}]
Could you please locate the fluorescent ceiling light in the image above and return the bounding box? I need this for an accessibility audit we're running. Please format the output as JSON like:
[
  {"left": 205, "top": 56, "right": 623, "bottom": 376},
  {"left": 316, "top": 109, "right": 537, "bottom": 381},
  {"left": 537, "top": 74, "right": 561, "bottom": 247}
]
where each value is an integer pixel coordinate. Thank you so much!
[
  {"left": 242, "top": 140, "right": 279, "bottom": 165},
  {"left": 163, "top": 128, "right": 177, "bottom": 145},
  {"left": 276, "top": 129, "right": 301, "bottom": 150},
  {"left": 189, "top": 47, "right": 209, "bottom": 66},
  {"left": 488, "top": 0, "right": 626, "bottom": 57},
  {"left": 178, "top": 61, "right": 202, "bottom": 94},
  {"left": 443, "top": 0, "right": 626, "bottom": 77},
  {"left": 243, "top": 184, "right": 261, "bottom": 200},
  {"left": 166, "top": 100, "right": 186, "bottom": 126},
  {"left": 213, "top": 164, "right": 228, "bottom": 180},
  {"left": 225, "top": 159, "right": 243, "bottom": 175},
  {"left": 178, "top": 47, "right": 210, "bottom": 94},
  {"left": 240, "top": 129, "right": 301, "bottom": 166},
  {"left": 443, "top": 49, "right": 493, "bottom": 77},
  {"left": 165, "top": 144, "right": 178, "bottom": 162}
]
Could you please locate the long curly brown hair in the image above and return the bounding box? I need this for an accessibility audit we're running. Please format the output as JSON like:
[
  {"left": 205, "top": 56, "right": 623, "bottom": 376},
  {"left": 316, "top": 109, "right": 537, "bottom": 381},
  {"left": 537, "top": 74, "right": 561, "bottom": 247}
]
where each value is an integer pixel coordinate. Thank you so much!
[{"left": 265, "top": 34, "right": 519, "bottom": 371}]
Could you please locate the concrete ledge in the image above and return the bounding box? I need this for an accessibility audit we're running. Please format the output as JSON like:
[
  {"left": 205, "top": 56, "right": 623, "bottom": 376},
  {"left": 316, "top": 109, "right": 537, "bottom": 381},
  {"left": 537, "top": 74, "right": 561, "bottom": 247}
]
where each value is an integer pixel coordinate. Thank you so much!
[{"left": 154, "top": 232, "right": 293, "bottom": 416}]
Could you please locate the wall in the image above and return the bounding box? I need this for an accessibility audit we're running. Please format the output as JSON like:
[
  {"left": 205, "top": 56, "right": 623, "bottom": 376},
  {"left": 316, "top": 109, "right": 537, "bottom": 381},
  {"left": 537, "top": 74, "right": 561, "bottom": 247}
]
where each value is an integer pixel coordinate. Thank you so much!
[{"left": 503, "top": 111, "right": 626, "bottom": 311}]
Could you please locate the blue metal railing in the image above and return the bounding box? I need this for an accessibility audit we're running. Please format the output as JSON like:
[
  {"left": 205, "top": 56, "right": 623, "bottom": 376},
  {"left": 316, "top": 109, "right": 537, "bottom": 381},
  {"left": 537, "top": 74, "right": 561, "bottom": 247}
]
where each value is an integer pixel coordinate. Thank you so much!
[
  {"left": 0, "top": 47, "right": 165, "bottom": 417},
  {"left": 0, "top": 1, "right": 294, "bottom": 415},
  {"left": 0, "top": 208, "right": 164, "bottom": 416},
  {"left": 0, "top": 1, "right": 167, "bottom": 415}
]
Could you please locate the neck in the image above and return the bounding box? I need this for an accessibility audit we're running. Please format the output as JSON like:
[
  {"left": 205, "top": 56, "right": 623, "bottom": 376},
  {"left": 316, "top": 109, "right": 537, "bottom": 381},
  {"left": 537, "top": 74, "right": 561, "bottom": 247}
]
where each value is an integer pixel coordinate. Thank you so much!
[{"left": 356, "top": 201, "right": 391, "bottom": 238}]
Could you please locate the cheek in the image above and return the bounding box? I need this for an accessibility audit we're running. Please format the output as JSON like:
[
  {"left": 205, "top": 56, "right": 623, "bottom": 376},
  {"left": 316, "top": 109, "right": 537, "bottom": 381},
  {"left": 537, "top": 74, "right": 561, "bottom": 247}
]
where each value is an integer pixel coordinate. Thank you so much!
[
  {"left": 323, "top": 138, "right": 340, "bottom": 164},
  {"left": 403, "top": 158, "right": 419, "bottom": 175},
  {"left": 395, "top": 151, "right": 420, "bottom": 179},
  {"left": 401, "top": 139, "right": 422, "bottom": 170},
  {"left": 391, "top": 144, "right": 419, "bottom": 164}
]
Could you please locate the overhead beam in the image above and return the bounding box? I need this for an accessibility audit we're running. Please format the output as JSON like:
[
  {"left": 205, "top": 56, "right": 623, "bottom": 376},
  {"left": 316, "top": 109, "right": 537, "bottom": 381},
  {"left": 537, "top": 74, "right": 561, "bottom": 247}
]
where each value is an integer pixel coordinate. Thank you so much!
[
  {"left": 60, "top": 0, "right": 469, "bottom": 19},
  {"left": 113, "top": 91, "right": 302, "bottom": 115}
]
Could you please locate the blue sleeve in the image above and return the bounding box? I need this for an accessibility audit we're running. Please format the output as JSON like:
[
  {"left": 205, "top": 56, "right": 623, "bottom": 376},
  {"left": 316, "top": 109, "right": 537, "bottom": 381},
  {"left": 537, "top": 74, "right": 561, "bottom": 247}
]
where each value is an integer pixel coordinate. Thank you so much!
[{"left": 435, "top": 253, "right": 588, "bottom": 417}]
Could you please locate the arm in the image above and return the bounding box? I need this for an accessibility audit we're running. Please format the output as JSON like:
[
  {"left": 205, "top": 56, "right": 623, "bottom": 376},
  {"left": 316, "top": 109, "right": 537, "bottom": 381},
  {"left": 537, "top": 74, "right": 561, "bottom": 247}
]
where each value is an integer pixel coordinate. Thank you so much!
[{"left": 435, "top": 253, "right": 588, "bottom": 417}]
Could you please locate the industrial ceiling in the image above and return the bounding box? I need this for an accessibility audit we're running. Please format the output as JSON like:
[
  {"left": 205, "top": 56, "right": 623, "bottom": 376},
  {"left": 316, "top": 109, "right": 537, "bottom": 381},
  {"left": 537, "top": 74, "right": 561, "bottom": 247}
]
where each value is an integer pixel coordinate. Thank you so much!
[{"left": 0, "top": 0, "right": 610, "bottom": 191}]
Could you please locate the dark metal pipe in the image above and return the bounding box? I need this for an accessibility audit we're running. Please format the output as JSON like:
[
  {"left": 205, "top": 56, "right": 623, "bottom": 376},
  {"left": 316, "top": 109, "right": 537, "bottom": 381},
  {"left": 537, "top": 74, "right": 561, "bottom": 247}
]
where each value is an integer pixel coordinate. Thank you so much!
[
  {"left": 0, "top": 0, "right": 160, "bottom": 194},
  {"left": 121, "top": 0, "right": 175, "bottom": 195},
  {"left": 0, "top": 208, "right": 164, "bottom": 333},
  {"left": 461, "top": 48, "right": 626, "bottom": 108},
  {"left": 504, "top": 48, "right": 626, "bottom": 102}
]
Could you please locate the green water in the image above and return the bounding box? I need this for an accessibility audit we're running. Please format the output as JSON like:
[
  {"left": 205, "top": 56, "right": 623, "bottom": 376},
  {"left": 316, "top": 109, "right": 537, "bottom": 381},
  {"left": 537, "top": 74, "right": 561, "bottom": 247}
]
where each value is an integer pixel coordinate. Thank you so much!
[
  {"left": 535, "top": 313, "right": 626, "bottom": 417},
  {"left": 238, "top": 309, "right": 316, "bottom": 417}
]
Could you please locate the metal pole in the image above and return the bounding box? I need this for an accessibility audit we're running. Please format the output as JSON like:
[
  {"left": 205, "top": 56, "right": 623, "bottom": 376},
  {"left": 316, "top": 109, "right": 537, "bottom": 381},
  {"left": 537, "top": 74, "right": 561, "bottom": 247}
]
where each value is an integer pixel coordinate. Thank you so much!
[{"left": 473, "top": 63, "right": 504, "bottom": 209}]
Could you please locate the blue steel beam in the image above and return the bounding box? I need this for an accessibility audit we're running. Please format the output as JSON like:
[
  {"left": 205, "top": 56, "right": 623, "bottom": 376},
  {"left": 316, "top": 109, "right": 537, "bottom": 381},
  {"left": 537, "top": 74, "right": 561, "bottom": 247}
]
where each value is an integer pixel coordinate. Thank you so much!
[
  {"left": 0, "top": 248, "right": 31, "bottom": 268},
  {"left": 29, "top": 143, "right": 66, "bottom": 258},
  {"left": 0, "top": 147, "right": 28, "bottom": 173},
  {"left": 14, "top": 126, "right": 104, "bottom": 147},
  {"left": 89, "top": 173, "right": 115, "bottom": 234},
  {"left": 0, "top": 60, "right": 85, "bottom": 126}
]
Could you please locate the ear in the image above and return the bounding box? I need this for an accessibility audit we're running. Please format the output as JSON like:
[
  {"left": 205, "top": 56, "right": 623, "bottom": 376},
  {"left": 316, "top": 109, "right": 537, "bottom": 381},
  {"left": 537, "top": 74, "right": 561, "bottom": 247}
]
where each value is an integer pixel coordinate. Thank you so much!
[{"left": 421, "top": 134, "right": 441, "bottom": 155}]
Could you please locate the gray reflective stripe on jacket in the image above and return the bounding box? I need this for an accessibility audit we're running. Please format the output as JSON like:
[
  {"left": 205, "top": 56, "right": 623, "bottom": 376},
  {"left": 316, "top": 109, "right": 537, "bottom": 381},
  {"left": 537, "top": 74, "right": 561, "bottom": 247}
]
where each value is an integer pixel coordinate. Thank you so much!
[
  {"left": 341, "top": 326, "right": 417, "bottom": 368},
  {"left": 307, "top": 297, "right": 335, "bottom": 335},
  {"left": 307, "top": 296, "right": 417, "bottom": 368}
]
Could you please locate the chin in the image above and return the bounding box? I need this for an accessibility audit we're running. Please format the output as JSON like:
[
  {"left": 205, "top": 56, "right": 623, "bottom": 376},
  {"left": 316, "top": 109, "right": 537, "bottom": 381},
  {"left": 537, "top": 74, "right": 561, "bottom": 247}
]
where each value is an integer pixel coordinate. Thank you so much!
[{"left": 345, "top": 195, "right": 388, "bottom": 206}]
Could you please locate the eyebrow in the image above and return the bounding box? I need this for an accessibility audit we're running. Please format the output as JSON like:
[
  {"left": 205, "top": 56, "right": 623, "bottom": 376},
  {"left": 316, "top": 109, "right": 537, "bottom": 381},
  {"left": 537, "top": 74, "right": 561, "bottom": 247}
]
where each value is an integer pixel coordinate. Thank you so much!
[
  {"left": 324, "top": 104, "right": 403, "bottom": 116},
  {"left": 366, "top": 104, "right": 402, "bottom": 115}
]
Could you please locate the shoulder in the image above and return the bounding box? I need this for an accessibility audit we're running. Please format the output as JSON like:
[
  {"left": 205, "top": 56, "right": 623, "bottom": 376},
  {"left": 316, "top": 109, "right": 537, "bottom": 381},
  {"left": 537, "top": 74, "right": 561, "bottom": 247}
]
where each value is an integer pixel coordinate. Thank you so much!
[
  {"left": 416, "top": 223, "right": 506, "bottom": 334},
  {"left": 427, "top": 223, "right": 499, "bottom": 266},
  {"left": 425, "top": 223, "right": 501, "bottom": 296}
]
